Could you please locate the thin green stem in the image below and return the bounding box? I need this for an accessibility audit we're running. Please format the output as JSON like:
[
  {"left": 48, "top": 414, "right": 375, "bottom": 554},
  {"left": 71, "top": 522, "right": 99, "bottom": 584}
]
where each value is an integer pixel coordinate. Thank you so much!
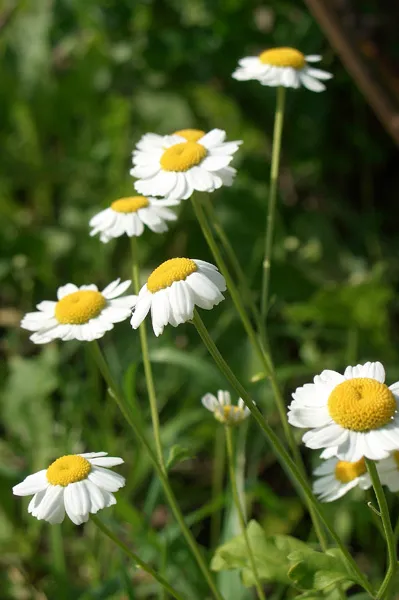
[
  {"left": 260, "top": 85, "right": 285, "bottom": 320},
  {"left": 130, "top": 236, "right": 165, "bottom": 473},
  {"left": 89, "top": 341, "right": 224, "bottom": 600},
  {"left": 191, "top": 193, "right": 328, "bottom": 550},
  {"left": 91, "top": 515, "right": 184, "bottom": 600},
  {"left": 366, "top": 459, "right": 397, "bottom": 599},
  {"left": 202, "top": 194, "right": 260, "bottom": 328},
  {"left": 210, "top": 426, "right": 225, "bottom": 550},
  {"left": 193, "top": 312, "right": 374, "bottom": 598},
  {"left": 225, "top": 426, "right": 266, "bottom": 600}
]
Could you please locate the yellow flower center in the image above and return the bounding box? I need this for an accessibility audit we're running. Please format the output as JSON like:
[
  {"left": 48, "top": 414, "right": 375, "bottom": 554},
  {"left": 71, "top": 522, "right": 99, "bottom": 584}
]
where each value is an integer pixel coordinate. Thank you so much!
[
  {"left": 328, "top": 378, "right": 396, "bottom": 432},
  {"left": 46, "top": 455, "right": 91, "bottom": 486},
  {"left": 173, "top": 129, "right": 205, "bottom": 142},
  {"left": 215, "top": 405, "right": 245, "bottom": 424},
  {"left": 111, "top": 196, "right": 149, "bottom": 213},
  {"left": 55, "top": 290, "right": 106, "bottom": 324},
  {"left": 334, "top": 457, "right": 367, "bottom": 483},
  {"left": 147, "top": 258, "right": 197, "bottom": 293},
  {"left": 259, "top": 47, "right": 306, "bottom": 69},
  {"left": 160, "top": 142, "right": 207, "bottom": 172}
]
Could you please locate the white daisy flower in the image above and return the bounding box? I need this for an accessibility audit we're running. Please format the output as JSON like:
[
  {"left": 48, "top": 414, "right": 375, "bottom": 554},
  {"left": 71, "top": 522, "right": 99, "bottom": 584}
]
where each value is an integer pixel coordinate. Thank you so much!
[
  {"left": 232, "top": 47, "right": 332, "bottom": 92},
  {"left": 288, "top": 361, "right": 399, "bottom": 462},
  {"left": 376, "top": 451, "right": 399, "bottom": 492},
  {"left": 202, "top": 390, "right": 250, "bottom": 425},
  {"left": 313, "top": 456, "right": 371, "bottom": 502},
  {"left": 130, "top": 257, "right": 226, "bottom": 336},
  {"left": 131, "top": 128, "right": 241, "bottom": 201},
  {"left": 13, "top": 452, "right": 125, "bottom": 525},
  {"left": 21, "top": 279, "right": 136, "bottom": 344},
  {"left": 89, "top": 195, "right": 178, "bottom": 243}
]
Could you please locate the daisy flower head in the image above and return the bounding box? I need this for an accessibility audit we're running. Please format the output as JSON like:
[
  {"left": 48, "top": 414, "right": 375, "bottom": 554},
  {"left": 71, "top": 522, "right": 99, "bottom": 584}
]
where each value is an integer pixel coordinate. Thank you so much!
[
  {"left": 376, "top": 451, "right": 399, "bottom": 492},
  {"left": 131, "top": 128, "right": 242, "bottom": 201},
  {"left": 21, "top": 279, "right": 136, "bottom": 344},
  {"left": 202, "top": 390, "right": 250, "bottom": 425},
  {"left": 13, "top": 452, "right": 125, "bottom": 525},
  {"left": 232, "top": 47, "right": 332, "bottom": 92},
  {"left": 130, "top": 257, "right": 226, "bottom": 336},
  {"left": 89, "top": 195, "right": 178, "bottom": 243},
  {"left": 313, "top": 455, "right": 371, "bottom": 503},
  {"left": 288, "top": 361, "right": 399, "bottom": 462}
]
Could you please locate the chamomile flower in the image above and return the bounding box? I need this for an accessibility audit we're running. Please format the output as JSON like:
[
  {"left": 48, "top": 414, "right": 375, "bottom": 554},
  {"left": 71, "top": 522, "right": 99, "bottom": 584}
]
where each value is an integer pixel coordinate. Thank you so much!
[
  {"left": 288, "top": 362, "right": 399, "bottom": 462},
  {"left": 89, "top": 196, "right": 178, "bottom": 243},
  {"left": 232, "top": 47, "right": 332, "bottom": 92},
  {"left": 376, "top": 451, "right": 399, "bottom": 492},
  {"left": 131, "top": 128, "right": 241, "bottom": 201},
  {"left": 202, "top": 390, "right": 250, "bottom": 425},
  {"left": 313, "top": 456, "right": 371, "bottom": 502},
  {"left": 130, "top": 258, "right": 226, "bottom": 336},
  {"left": 13, "top": 452, "right": 125, "bottom": 525},
  {"left": 21, "top": 279, "right": 136, "bottom": 344}
]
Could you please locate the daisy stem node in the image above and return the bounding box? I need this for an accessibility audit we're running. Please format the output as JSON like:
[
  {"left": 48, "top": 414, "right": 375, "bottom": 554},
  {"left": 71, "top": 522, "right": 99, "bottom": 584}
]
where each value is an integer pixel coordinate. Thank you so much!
[
  {"left": 366, "top": 459, "right": 397, "bottom": 599},
  {"left": 130, "top": 236, "right": 165, "bottom": 473},
  {"left": 91, "top": 515, "right": 184, "bottom": 600},
  {"left": 191, "top": 193, "right": 329, "bottom": 550},
  {"left": 260, "top": 85, "right": 286, "bottom": 321},
  {"left": 225, "top": 426, "right": 266, "bottom": 600},
  {"left": 193, "top": 310, "right": 375, "bottom": 597},
  {"left": 89, "top": 340, "right": 224, "bottom": 600}
]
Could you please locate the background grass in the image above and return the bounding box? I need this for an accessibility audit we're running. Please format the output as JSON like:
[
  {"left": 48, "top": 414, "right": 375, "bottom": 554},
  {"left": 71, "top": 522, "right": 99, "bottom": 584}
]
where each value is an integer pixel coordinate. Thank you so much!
[{"left": 1, "top": 0, "right": 399, "bottom": 598}]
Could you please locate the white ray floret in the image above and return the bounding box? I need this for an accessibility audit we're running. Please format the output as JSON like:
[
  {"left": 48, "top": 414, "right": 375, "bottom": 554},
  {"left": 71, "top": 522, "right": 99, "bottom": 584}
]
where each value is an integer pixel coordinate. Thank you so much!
[
  {"left": 21, "top": 279, "right": 136, "bottom": 344},
  {"left": 13, "top": 452, "right": 125, "bottom": 525},
  {"left": 376, "top": 451, "right": 399, "bottom": 492},
  {"left": 232, "top": 47, "right": 332, "bottom": 92},
  {"left": 288, "top": 361, "right": 399, "bottom": 462},
  {"left": 89, "top": 195, "right": 178, "bottom": 242},
  {"left": 312, "top": 455, "right": 371, "bottom": 502},
  {"left": 131, "top": 128, "right": 242, "bottom": 201},
  {"left": 130, "top": 257, "right": 226, "bottom": 336},
  {"left": 202, "top": 390, "right": 251, "bottom": 425}
]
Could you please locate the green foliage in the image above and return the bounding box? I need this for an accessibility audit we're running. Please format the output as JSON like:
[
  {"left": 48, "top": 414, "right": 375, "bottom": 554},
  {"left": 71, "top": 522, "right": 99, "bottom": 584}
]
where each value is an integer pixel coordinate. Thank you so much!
[{"left": 212, "top": 520, "right": 356, "bottom": 594}]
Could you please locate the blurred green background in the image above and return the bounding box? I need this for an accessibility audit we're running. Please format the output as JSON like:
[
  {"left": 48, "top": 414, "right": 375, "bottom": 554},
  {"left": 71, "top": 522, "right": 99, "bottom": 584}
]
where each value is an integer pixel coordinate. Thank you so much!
[{"left": 1, "top": 0, "right": 399, "bottom": 598}]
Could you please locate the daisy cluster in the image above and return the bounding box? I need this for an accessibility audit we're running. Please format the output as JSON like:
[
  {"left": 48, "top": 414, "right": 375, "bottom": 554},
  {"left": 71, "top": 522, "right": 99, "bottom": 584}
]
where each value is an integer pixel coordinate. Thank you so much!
[
  {"left": 16, "top": 44, "right": 334, "bottom": 525},
  {"left": 288, "top": 361, "right": 399, "bottom": 502}
]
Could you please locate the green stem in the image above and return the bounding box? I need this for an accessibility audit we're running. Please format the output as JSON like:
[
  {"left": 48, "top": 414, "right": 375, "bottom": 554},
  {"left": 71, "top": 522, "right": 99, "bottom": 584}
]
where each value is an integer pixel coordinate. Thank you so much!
[
  {"left": 89, "top": 341, "right": 224, "bottom": 600},
  {"left": 210, "top": 427, "right": 225, "bottom": 550},
  {"left": 260, "top": 85, "right": 285, "bottom": 320},
  {"left": 91, "top": 516, "right": 184, "bottom": 600},
  {"left": 202, "top": 195, "right": 260, "bottom": 328},
  {"left": 130, "top": 236, "right": 165, "bottom": 473},
  {"left": 366, "top": 459, "right": 397, "bottom": 599},
  {"left": 225, "top": 426, "right": 266, "bottom": 600},
  {"left": 192, "top": 311, "right": 374, "bottom": 598},
  {"left": 191, "top": 193, "right": 328, "bottom": 550}
]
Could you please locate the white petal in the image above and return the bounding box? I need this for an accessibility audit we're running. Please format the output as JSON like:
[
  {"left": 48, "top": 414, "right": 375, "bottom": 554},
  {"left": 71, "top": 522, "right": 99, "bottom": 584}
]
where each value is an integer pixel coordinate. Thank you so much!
[
  {"left": 305, "top": 55, "right": 322, "bottom": 62},
  {"left": 202, "top": 393, "right": 218, "bottom": 411},
  {"left": 103, "top": 279, "right": 131, "bottom": 299},
  {"left": 168, "top": 281, "right": 195, "bottom": 324},
  {"left": 198, "top": 129, "right": 226, "bottom": 149},
  {"left": 305, "top": 67, "right": 333, "bottom": 80},
  {"left": 13, "top": 470, "right": 49, "bottom": 496},
  {"left": 57, "top": 284, "right": 78, "bottom": 300},
  {"left": 186, "top": 272, "right": 224, "bottom": 309},
  {"left": 151, "top": 289, "right": 171, "bottom": 336},
  {"left": 131, "top": 289, "right": 152, "bottom": 329},
  {"left": 201, "top": 155, "right": 232, "bottom": 171},
  {"left": 89, "top": 456, "right": 124, "bottom": 467},
  {"left": 88, "top": 466, "right": 126, "bottom": 492},
  {"left": 35, "top": 486, "right": 64, "bottom": 522},
  {"left": 298, "top": 72, "right": 326, "bottom": 92}
]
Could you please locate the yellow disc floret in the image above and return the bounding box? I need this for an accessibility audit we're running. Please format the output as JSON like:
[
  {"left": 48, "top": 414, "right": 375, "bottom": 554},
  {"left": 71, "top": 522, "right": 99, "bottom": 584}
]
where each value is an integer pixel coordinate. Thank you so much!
[
  {"left": 335, "top": 457, "right": 367, "bottom": 483},
  {"left": 55, "top": 290, "right": 106, "bottom": 324},
  {"left": 173, "top": 129, "right": 205, "bottom": 142},
  {"left": 47, "top": 455, "right": 91, "bottom": 486},
  {"left": 147, "top": 258, "right": 197, "bottom": 292},
  {"left": 111, "top": 196, "right": 149, "bottom": 213},
  {"left": 328, "top": 378, "right": 396, "bottom": 432},
  {"left": 214, "top": 405, "right": 246, "bottom": 425},
  {"left": 160, "top": 142, "right": 207, "bottom": 172},
  {"left": 259, "top": 47, "right": 306, "bottom": 69}
]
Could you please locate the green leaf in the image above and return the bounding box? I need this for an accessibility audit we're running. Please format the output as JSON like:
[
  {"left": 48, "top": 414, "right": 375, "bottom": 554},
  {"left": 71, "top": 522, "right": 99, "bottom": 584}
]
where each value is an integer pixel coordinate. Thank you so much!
[
  {"left": 287, "top": 548, "right": 356, "bottom": 592},
  {"left": 166, "top": 445, "right": 194, "bottom": 470},
  {"left": 211, "top": 520, "right": 311, "bottom": 586}
]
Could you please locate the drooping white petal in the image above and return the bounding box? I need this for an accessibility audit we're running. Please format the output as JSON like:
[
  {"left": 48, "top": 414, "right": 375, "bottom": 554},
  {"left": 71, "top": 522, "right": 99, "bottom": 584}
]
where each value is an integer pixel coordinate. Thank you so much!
[{"left": 13, "top": 470, "right": 49, "bottom": 496}]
